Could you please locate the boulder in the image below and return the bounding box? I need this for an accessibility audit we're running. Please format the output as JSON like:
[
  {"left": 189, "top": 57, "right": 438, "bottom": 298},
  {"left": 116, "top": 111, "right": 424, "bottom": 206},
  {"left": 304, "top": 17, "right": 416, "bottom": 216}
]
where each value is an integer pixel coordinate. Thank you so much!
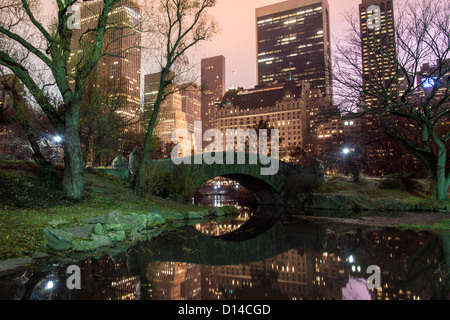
[
  {"left": 103, "top": 212, "right": 147, "bottom": 232},
  {"left": 94, "top": 223, "right": 104, "bottom": 235},
  {"left": 106, "top": 231, "right": 126, "bottom": 242},
  {"left": 186, "top": 211, "right": 203, "bottom": 220},
  {"left": 64, "top": 225, "right": 94, "bottom": 239},
  {"left": 147, "top": 213, "right": 165, "bottom": 228},
  {"left": 72, "top": 235, "right": 112, "bottom": 252},
  {"left": 43, "top": 228, "right": 74, "bottom": 251},
  {"left": 161, "top": 211, "right": 186, "bottom": 221}
]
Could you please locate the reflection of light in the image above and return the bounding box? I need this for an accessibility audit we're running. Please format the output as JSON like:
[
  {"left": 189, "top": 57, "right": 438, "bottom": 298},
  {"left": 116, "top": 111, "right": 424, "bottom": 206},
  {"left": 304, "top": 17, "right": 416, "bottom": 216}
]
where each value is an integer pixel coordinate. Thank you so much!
[
  {"left": 348, "top": 255, "right": 354, "bottom": 263},
  {"left": 46, "top": 281, "right": 54, "bottom": 290}
]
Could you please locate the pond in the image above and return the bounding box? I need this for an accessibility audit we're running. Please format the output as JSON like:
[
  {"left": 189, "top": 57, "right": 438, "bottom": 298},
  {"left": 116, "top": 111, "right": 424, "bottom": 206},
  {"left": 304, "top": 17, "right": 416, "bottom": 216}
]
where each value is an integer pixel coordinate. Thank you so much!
[{"left": 0, "top": 190, "right": 449, "bottom": 300}]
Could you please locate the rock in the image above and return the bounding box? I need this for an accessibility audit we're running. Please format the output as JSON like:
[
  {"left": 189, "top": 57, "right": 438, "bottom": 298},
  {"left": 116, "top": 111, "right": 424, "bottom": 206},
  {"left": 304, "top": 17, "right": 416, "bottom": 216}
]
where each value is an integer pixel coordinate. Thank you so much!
[
  {"left": 304, "top": 194, "right": 352, "bottom": 210},
  {"left": 43, "top": 228, "right": 74, "bottom": 251},
  {"left": 186, "top": 211, "right": 203, "bottom": 220},
  {"left": 91, "top": 235, "right": 112, "bottom": 248},
  {"left": 103, "top": 212, "right": 147, "bottom": 231},
  {"left": 162, "top": 212, "right": 186, "bottom": 220},
  {"left": 104, "top": 223, "right": 123, "bottom": 231},
  {"left": 106, "top": 231, "right": 126, "bottom": 242},
  {"left": 0, "top": 256, "right": 34, "bottom": 274},
  {"left": 197, "top": 210, "right": 210, "bottom": 217},
  {"left": 148, "top": 207, "right": 163, "bottom": 215},
  {"left": 147, "top": 213, "right": 165, "bottom": 228},
  {"left": 64, "top": 225, "right": 94, "bottom": 239},
  {"left": 213, "top": 208, "right": 226, "bottom": 216},
  {"left": 94, "top": 223, "right": 104, "bottom": 235},
  {"left": 128, "top": 230, "right": 146, "bottom": 242},
  {"left": 72, "top": 240, "right": 96, "bottom": 252},
  {"left": 30, "top": 252, "right": 49, "bottom": 259},
  {"left": 72, "top": 235, "right": 112, "bottom": 252}
]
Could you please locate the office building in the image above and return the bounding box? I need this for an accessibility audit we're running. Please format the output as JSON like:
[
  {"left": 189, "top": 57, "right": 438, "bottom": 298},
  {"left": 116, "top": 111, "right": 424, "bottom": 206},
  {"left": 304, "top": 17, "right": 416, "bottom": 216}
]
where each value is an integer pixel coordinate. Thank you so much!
[
  {"left": 143, "top": 72, "right": 191, "bottom": 157},
  {"left": 201, "top": 56, "right": 226, "bottom": 139},
  {"left": 70, "top": 0, "right": 142, "bottom": 153},
  {"left": 256, "top": 0, "right": 332, "bottom": 98},
  {"left": 215, "top": 80, "right": 329, "bottom": 158}
]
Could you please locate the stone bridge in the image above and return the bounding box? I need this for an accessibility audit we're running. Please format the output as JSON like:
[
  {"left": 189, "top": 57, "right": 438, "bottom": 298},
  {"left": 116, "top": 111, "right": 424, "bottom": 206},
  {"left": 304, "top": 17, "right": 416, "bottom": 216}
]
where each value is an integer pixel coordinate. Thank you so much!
[{"left": 143, "top": 152, "right": 325, "bottom": 206}]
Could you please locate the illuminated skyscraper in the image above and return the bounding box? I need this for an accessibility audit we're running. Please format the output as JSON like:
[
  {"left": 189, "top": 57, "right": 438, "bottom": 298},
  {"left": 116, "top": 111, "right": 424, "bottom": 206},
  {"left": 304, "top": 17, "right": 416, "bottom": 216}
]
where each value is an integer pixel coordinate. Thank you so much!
[
  {"left": 359, "top": 0, "right": 397, "bottom": 107},
  {"left": 201, "top": 55, "right": 226, "bottom": 141},
  {"left": 256, "top": 0, "right": 332, "bottom": 98},
  {"left": 143, "top": 72, "right": 191, "bottom": 157},
  {"left": 70, "top": 0, "right": 142, "bottom": 153}
]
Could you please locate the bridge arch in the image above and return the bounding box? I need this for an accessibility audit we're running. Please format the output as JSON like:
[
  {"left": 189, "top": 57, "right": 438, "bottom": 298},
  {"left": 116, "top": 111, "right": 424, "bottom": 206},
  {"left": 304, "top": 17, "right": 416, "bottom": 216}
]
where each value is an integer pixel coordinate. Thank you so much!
[{"left": 146, "top": 152, "right": 325, "bottom": 205}]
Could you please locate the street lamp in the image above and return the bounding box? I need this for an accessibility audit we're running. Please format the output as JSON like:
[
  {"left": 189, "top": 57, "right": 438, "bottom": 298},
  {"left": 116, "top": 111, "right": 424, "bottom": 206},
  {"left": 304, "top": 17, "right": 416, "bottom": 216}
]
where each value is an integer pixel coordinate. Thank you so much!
[
  {"left": 53, "top": 135, "right": 62, "bottom": 164},
  {"left": 342, "top": 147, "right": 351, "bottom": 155}
]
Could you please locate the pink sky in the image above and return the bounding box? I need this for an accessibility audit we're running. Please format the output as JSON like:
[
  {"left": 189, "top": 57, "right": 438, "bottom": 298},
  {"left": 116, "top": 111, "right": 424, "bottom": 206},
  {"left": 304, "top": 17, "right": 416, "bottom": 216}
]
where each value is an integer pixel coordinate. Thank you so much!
[
  {"left": 196, "top": 0, "right": 362, "bottom": 89},
  {"left": 40, "top": 0, "right": 363, "bottom": 89}
]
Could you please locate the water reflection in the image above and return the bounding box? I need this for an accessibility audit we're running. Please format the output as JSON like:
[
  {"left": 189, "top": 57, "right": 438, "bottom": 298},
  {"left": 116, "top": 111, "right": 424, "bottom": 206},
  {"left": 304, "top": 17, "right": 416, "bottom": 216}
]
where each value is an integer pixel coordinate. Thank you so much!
[
  {"left": 194, "top": 178, "right": 256, "bottom": 237},
  {"left": 1, "top": 218, "right": 448, "bottom": 300}
]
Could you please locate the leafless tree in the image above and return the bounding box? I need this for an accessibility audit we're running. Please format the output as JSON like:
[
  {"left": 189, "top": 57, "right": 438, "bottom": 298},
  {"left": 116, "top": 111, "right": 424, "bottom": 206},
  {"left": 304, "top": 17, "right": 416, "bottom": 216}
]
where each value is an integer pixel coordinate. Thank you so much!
[
  {"left": 134, "top": 0, "right": 217, "bottom": 196},
  {"left": 332, "top": 0, "right": 450, "bottom": 202},
  {"left": 0, "top": 0, "right": 144, "bottom": 199}
]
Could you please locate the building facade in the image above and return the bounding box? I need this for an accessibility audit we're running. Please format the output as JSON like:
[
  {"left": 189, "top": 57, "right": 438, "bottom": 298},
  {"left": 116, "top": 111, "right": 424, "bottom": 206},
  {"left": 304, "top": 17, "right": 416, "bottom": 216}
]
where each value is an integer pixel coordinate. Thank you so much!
[
  {"left": 256, "top": 0, "right": 332, "bottom": 98},
  {"left": 201, "top": 56, "right": 226, "bottom": 141},
  {"left": 70, "top": 0, "right": 142, "bottom": 153},
  {"left": 215, "top": 80, "right": 329, "bottom": 159},
  {"left": 144, "top": 72, "right": 191, "bottom": 157}
]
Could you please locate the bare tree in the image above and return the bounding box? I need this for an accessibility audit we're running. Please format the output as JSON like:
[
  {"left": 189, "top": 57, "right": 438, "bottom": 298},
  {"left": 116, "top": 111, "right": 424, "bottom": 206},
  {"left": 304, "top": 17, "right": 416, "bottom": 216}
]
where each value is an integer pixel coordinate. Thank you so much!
[
  {"left": 0, "top": 0, "right": 145, "bottom": 199},
  {"left": 134, "top": 0, "right": 217, "bottom": 196},
  {"left": 332, "top": 0, "right": 450, "bottom": 202}
]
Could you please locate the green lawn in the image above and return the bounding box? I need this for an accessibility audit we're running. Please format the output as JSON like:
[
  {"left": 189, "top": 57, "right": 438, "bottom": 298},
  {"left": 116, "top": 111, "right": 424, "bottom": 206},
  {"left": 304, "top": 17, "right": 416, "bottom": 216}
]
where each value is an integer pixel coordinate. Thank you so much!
[{"left": 0, "top": 161, "right": 203, "bottom": 260}]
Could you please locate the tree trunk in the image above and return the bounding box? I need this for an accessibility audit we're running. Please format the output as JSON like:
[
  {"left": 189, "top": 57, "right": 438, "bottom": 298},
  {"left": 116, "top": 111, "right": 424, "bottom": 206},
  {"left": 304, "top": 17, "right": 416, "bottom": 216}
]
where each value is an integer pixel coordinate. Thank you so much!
[
  {"left": 134, "top": 70, "right": 169, "bottom": 197},
  {"left": 433, "top": 146, "right": 448, "bottom": 203},
  {"left": 134, "top": 125, "right": 153, "bottom": 196},
  {"left": 63, "top": 118, "right": 85, "bottom": 200}
]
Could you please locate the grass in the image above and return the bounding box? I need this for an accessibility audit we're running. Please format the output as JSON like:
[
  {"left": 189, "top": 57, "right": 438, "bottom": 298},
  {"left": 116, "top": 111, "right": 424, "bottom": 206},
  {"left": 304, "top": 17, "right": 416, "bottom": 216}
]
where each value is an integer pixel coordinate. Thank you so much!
[
  {"left": 0, "top": 161, "right": 205, "bottom": 260},
  {"left": 314, "top": 174, "right": 450, "bottom": 211},
  {"left": 398, "top": 219, "right": 450, "bottom": 233}
]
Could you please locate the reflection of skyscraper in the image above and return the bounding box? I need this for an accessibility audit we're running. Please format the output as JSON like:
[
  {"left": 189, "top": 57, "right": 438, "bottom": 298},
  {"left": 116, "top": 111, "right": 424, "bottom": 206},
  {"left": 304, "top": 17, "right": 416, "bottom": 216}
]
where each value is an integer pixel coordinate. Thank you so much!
[
  {"left": 256, "top": 0, "right": 332, "bottom": 98},
  {"left": 201, "top": 56, "right": 226, "bottom": 142},
  {"left": 146, "top": 262, "right": 201, "bottom": 300},
  {"left": 71, "top": 0, "right": 142, "bottom": 152}
]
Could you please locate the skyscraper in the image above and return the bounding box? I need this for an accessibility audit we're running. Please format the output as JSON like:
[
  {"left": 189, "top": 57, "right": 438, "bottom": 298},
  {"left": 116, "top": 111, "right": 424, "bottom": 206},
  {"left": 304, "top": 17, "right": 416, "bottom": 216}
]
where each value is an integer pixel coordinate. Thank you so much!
[
  {"left": 359, "top": 0, "right": 397, "bottom": 107},
  {"left": 70, "top": 0, "right": 142, "bottom": 153},
  {"left": 256, "top": 0, "right": 332, "bottom": 98},
  {"left": 201, "top": 55, "right": 226, "bottom": 140},
  {"left": 143, "top": 72, "right": 191, "bottom": 157}
]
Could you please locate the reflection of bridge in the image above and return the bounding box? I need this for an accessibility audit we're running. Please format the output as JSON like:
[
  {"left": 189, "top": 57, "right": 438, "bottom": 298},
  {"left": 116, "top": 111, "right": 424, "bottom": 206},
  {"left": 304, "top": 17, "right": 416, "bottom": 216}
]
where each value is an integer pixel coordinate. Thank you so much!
[
  {"left": 146, "top": 152, "right": 325, "bottom": 205},
  {"left": 127, "top": 212, "right": 329, "bottom": 267}
]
